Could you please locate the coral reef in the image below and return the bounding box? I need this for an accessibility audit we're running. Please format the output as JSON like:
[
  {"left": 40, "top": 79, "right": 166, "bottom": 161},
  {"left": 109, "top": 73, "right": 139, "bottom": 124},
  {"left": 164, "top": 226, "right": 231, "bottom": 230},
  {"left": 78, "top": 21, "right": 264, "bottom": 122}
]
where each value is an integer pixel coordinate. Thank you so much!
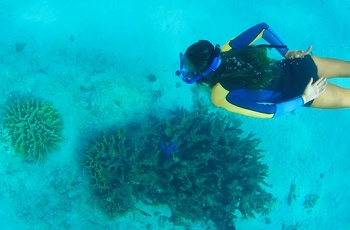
[
  {"left": 82, "top": 130, "right": 133, "bottom": 217},
  {"left": 303, "top": 194, "right": 319, "bottom": 209},
  {"left": 1, "top": 97, "right": 63, "bottom": 160},
  {"left": 82, "top": 105, "right": 274, "bottom": 228},
  {"left": 133, "top": 107, "right": 274, "bottom": 229}
]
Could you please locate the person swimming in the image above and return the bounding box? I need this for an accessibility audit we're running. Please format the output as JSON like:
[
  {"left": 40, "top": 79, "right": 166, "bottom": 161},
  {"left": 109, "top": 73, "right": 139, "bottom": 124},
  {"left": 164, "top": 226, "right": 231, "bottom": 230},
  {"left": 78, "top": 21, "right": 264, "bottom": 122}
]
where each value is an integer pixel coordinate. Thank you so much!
[{"left": 175, "top": 22, "right": 350, "bottom": 118}]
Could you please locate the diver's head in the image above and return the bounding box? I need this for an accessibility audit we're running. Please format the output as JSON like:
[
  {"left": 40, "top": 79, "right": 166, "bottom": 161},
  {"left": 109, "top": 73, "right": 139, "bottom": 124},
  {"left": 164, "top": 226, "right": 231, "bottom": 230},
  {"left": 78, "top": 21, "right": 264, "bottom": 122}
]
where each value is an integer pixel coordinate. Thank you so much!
[{"left": 175, "top": 40, "right": 221, "bottom": 84}]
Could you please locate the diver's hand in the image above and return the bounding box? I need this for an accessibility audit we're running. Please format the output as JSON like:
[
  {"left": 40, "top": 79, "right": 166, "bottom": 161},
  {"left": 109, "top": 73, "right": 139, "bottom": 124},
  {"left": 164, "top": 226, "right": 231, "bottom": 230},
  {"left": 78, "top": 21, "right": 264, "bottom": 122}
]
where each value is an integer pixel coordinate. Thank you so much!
[
  {"left": 285, "top": 46, "right": 312, "bottom": 59},
  {"left": 301, "top": 77, "right": 327, "bottom": 104}
]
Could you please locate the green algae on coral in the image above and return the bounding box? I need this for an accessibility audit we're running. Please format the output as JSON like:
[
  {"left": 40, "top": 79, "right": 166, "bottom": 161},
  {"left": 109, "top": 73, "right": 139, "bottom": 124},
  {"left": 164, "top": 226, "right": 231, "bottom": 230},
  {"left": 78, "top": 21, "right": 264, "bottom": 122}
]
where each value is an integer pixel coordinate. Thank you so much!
[{"left": 1, "top": 97, "right": 63, "bottom": 160}]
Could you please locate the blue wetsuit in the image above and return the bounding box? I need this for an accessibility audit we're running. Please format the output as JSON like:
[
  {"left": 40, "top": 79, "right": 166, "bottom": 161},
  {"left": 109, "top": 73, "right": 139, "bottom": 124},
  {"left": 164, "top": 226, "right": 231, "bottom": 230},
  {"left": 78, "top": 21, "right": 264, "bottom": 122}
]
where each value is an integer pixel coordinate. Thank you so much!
[{"left": 211, "top": 23, "right": 318, "bottom": 118}]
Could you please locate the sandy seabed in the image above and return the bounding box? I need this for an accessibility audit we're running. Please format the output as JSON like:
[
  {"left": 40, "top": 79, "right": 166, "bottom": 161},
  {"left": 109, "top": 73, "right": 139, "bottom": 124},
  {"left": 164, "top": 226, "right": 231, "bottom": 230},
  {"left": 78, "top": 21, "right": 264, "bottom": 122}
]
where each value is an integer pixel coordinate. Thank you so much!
[{"left": 0, "top": 1, "right": 350, "bottom": 229}]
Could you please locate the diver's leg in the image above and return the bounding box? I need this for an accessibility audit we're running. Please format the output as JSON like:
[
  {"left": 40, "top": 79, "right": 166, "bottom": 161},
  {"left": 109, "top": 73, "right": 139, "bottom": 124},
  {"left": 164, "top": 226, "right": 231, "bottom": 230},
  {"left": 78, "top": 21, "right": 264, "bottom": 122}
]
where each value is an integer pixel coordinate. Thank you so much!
[
  {"left": 311, "top": 55, "right": 350, "bottom": 79},
  {"left": 310, "top": 83, "right": 350, "bottom": 109}
]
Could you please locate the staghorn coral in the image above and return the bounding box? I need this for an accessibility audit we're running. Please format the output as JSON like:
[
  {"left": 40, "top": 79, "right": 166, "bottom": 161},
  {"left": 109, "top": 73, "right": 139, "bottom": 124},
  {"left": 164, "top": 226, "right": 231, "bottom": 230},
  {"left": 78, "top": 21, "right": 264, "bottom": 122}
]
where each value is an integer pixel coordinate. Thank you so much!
[
  {"left": 82, "top": 104, "right": 274, "bottom": 228},
  {"left": 1, "top": 97, "right": 63, "bottom": 160},
  {"left": 133, "top": 106, "right": 275, "bottom": 229}
]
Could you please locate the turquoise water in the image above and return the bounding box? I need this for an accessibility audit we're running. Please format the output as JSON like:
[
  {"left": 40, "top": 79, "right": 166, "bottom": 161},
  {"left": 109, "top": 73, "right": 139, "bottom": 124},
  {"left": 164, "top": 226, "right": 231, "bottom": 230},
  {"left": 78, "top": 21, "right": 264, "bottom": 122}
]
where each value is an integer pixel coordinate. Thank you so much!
[{"left": 0, "top": 1, "right": 350, "bottom": 229}]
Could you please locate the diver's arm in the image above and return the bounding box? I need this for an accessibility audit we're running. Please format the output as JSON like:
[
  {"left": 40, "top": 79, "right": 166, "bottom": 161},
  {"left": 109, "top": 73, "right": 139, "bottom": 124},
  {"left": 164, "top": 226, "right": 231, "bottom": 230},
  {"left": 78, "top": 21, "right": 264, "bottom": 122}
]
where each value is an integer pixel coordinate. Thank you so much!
[
  {"left": 224, "top": 91, "right": 304, "bottom": 118},
  {"left": 273, "top": 96, "right": 304, "bottom": 117},
  {"left": 228, "top": 22, "right": 289, "bottom": 57}
]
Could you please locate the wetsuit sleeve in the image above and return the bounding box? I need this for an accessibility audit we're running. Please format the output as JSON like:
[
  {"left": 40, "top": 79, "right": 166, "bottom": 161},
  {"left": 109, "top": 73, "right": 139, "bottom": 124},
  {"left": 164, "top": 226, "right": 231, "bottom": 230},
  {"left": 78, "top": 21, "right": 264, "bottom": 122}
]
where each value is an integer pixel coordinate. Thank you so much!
[
  {"left": 226, "top": 91, "right": 304, "bottom": 118},
  {"left": 228, "top": 22, "right": 289, "bottom": 56}
]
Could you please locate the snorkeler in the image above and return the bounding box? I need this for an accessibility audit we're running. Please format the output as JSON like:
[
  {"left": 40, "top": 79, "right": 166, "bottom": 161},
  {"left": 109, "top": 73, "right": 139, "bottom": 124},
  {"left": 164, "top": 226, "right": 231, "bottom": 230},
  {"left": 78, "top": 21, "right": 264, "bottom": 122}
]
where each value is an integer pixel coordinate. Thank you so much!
[{"left": 175, "top": 22, "right": 350, "bottom": 118}]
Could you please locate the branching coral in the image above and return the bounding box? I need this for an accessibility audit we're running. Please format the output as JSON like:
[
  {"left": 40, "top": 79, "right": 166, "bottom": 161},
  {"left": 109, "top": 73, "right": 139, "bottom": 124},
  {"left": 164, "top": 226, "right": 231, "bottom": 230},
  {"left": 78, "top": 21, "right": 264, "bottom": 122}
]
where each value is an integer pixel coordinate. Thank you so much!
[
  {"left": 1, "top": 97, "right": 63, "bottom": 160},
  {"left": 133, "top": 107, "right": 275, "bottom": 229},
  {"left": 82, "top": 105, "right": 274, "bottom": 228}
]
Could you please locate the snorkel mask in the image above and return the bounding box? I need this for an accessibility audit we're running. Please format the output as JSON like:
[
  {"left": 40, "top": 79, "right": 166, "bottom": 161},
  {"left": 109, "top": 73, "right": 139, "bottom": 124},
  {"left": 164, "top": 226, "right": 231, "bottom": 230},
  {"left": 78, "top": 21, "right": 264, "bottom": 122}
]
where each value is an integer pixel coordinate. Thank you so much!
[{"left": 175, "top": 44, "right": 221, "bottom": 84}]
